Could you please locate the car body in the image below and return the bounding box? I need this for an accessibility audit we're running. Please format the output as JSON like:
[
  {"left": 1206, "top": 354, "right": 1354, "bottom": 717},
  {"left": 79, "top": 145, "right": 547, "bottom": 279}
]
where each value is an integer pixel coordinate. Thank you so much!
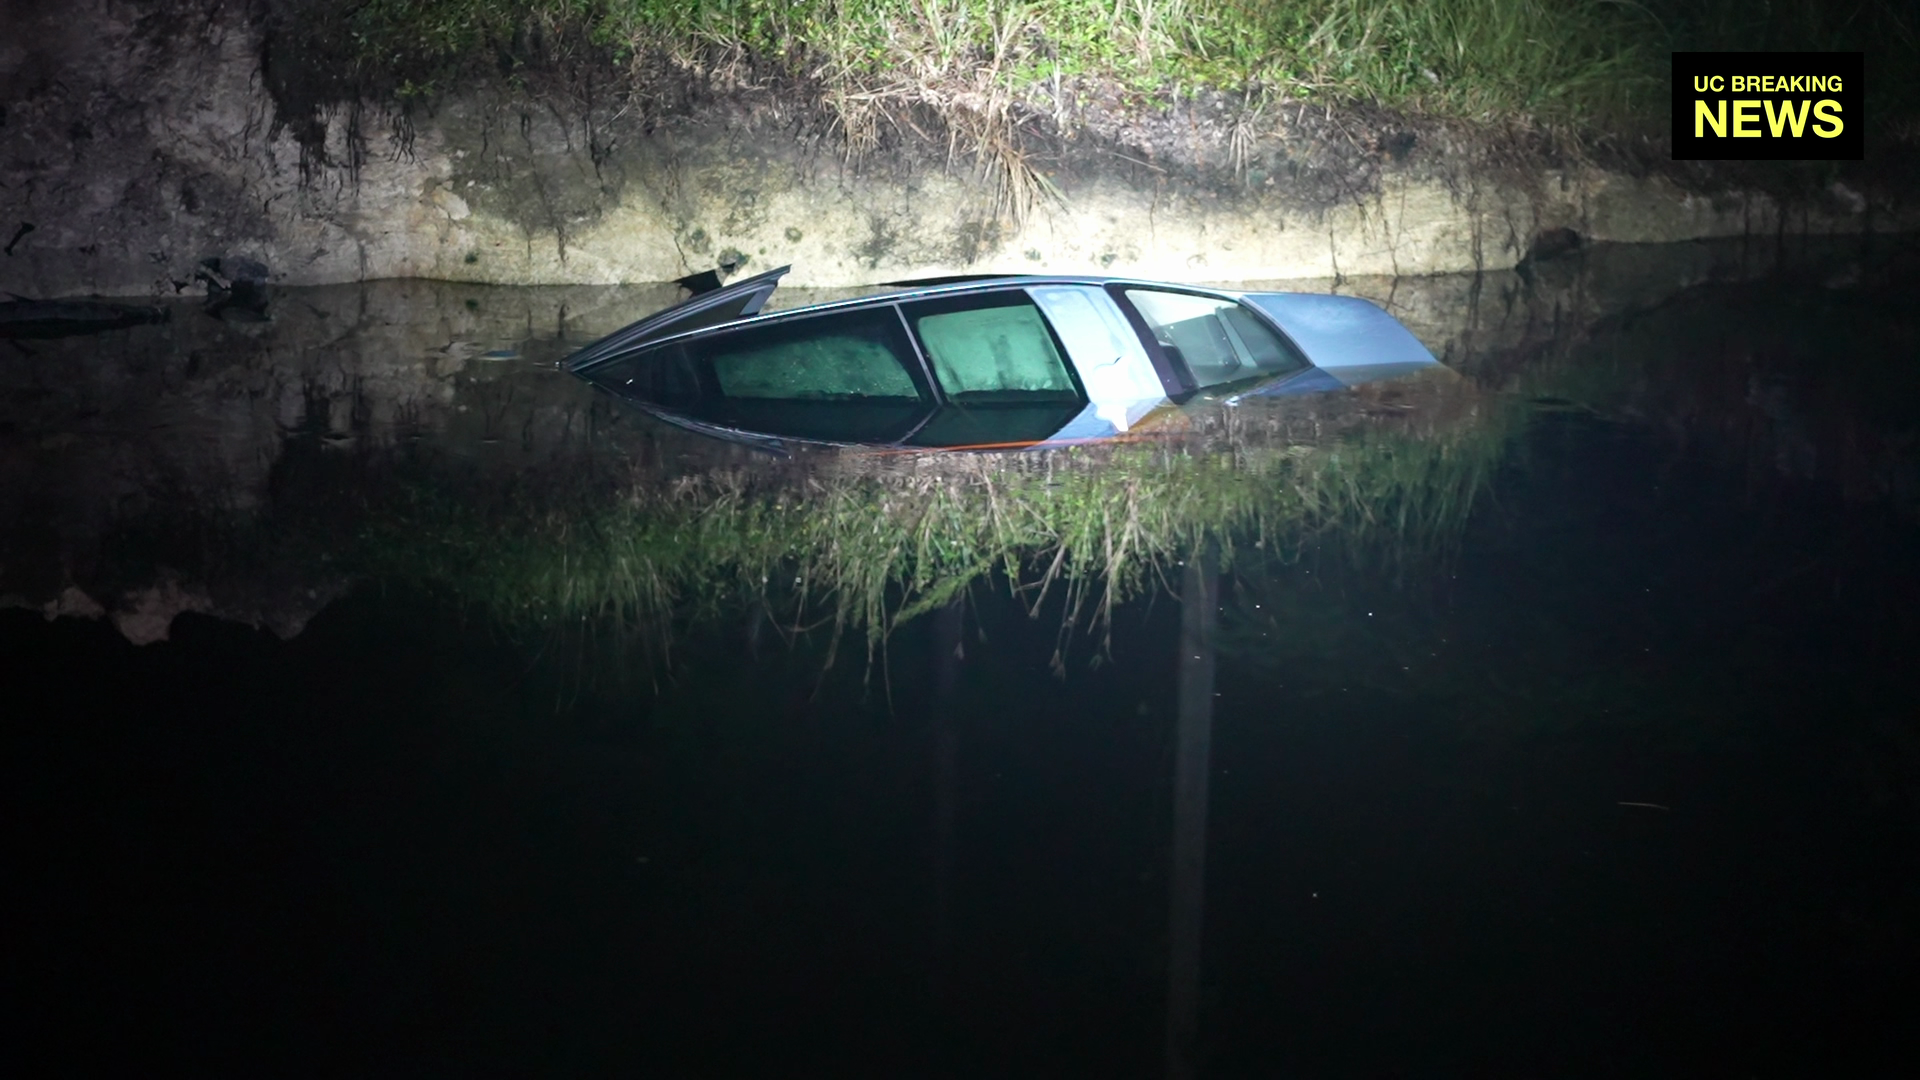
[{"left": 564, "top": 266, "right": 1441, "bottom": 451}]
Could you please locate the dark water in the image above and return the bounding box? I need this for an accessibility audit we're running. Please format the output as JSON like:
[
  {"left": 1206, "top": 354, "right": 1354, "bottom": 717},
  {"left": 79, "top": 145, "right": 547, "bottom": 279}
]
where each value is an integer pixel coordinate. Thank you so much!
[{"left": 8, "top": 241, "right": 1920, "bottom": 1075}]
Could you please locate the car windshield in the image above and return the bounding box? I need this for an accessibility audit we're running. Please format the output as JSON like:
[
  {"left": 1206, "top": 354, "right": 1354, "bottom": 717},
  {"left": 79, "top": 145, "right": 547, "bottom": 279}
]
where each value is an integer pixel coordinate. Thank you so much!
[{"left": 1123, "top": 289, "right": 1307, "bottom": 390}]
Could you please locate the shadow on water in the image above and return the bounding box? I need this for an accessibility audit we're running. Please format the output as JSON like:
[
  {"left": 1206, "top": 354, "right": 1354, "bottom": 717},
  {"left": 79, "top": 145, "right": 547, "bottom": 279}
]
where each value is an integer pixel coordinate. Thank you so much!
[{"left": 7, "top": 234, "right": 1920, "bottom": 1074}]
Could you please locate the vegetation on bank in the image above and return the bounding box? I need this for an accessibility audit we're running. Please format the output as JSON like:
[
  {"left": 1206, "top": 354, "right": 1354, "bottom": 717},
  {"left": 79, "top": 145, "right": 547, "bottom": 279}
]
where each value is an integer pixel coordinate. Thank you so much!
[{"left": 285, "top": 0, "right": 1917, "bottom": 134}]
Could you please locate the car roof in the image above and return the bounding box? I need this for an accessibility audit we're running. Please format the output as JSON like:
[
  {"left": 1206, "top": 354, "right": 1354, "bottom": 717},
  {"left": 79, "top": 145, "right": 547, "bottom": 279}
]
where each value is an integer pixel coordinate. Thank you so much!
[{"left": 567, "top": 269, "right": 1254, "bottom": 375}]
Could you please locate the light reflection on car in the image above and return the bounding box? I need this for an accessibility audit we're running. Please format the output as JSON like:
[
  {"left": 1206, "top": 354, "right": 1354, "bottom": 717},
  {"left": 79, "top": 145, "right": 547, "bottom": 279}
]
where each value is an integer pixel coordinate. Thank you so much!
[{"left": 563, "top": 266, "right": 1443, "bottom": 450}]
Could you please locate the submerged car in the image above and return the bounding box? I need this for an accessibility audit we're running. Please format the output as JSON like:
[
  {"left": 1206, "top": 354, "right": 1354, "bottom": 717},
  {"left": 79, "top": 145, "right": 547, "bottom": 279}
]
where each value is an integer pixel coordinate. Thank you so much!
[{"left": 564, "top": 266, "right": 1442, "bottom": 450}]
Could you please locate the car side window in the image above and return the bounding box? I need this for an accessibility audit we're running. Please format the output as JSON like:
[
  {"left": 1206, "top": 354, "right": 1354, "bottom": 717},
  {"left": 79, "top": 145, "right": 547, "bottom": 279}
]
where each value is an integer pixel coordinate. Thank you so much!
[
  {"left": 693, "top": 307, "right": 927, "bottom": 401},
  {"left": 904, "top": 293, "right": 1081, "bottom": 402},
  {"left": 590, "top": 306, "right": 935, "bottom": 443},
  {"left": 1122, "top": 289, "right": 1307, "bottom": 389}
]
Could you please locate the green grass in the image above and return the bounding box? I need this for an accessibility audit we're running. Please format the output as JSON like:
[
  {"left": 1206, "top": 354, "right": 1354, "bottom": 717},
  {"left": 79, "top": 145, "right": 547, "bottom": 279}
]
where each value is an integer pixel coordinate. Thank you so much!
[
  {"left": 289, "top": 0, "right": 1669, "bottom": 126},
  {"left": 349, "top": 392, "right": 1519, "bottom": 670},
  {"left": 268, "top": 0, "right": 1918, "bottom": 209}
]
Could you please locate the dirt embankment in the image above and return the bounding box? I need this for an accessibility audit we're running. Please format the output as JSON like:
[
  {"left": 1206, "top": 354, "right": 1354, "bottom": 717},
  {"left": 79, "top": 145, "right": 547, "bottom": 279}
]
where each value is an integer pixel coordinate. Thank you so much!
[{"left": 0, "top": 0, "right": 1910, "bottom": 297}]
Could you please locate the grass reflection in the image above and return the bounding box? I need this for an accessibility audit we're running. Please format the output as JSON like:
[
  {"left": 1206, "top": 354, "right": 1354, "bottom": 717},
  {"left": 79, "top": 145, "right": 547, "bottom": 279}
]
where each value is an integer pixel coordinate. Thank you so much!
[{"left": 355, "top": 370, "right": 1516, "bottom": 668}]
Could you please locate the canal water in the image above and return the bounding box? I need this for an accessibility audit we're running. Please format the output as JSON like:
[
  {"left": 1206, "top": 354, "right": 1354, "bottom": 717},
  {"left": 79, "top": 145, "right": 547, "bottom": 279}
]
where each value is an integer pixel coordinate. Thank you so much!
[{"left": 6, "top": 238, "right": 1919, "bottom": 1075}]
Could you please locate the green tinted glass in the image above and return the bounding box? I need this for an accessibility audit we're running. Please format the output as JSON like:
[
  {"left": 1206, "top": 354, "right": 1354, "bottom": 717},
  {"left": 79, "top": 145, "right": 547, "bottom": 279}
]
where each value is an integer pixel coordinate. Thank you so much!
[
  {"left": 912, "top": 302, "right": 1077, "bottom": 401},
  {"left": 701, "top": 309, "right": 923, "bottom": 400}
]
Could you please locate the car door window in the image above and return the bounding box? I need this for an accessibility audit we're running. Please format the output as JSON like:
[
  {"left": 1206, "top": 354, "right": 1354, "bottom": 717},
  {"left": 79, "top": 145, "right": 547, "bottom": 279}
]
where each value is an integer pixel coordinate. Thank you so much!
[
  {"left": 705, "top": 311, "right": 923, "bottom": 400},
  {"left": 591, "top": 305, "right": 934, "bottom": 443},
  {"left": 905, "top": 294, "right": 1080, "bottom": 402},
  {"left": 1123, "top": 289, "right": 1307, "bottom": 389}
]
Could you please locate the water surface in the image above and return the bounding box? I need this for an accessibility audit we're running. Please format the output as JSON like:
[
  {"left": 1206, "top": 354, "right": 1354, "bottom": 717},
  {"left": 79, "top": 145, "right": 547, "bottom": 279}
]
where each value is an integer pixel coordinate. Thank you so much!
[{"left": 7, "top": 238, "right": 1920, "bottom": 1075}]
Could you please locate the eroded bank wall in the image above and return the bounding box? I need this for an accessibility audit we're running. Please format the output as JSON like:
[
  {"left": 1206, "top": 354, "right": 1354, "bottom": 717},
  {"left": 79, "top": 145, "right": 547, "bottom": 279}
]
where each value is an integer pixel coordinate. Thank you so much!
[{"left": 0, "top": 2, "right": 1899, "bottom": 297}]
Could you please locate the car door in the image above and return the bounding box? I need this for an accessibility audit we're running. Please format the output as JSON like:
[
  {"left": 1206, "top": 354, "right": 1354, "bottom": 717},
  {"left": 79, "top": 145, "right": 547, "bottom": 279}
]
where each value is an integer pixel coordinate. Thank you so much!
[{"left": 1026, "top": 285, "right": 1170, "bottom": 434}]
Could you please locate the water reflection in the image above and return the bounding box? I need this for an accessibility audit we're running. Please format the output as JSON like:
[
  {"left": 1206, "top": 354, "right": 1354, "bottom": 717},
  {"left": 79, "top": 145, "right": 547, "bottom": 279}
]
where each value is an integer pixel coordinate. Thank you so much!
[
  {"left": 930, "top": 598, "right": 963, "bottom": 1002},
  {"left": 3, "top": 236, "right": 1910, "bottom": 653},
  {"left": 1167, "top": 545, "right": 1218, "bottom": 1080},
  {"left": 9, "top": 235, "right": 1920, "bottom": 1075},
  {"left": 1, "top": 325, "right": 1503, "bottom": 656}
]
